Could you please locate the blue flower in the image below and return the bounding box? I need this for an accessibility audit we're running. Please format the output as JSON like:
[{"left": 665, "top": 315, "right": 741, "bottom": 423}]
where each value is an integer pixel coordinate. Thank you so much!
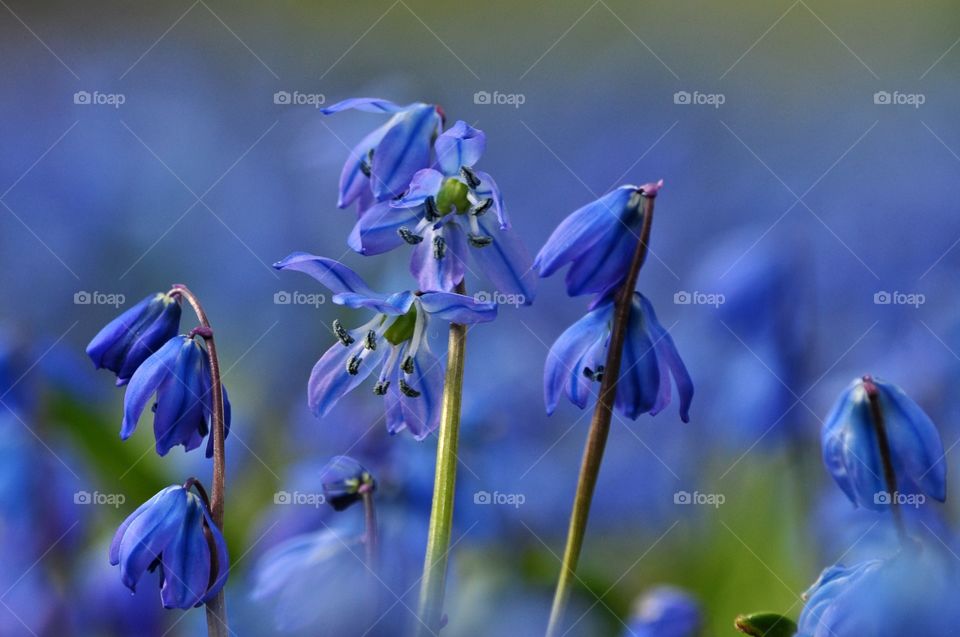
[
  {"left": 320, "top": 455, "right": 376, "bottom": 512},
  {"left": 544, "top": 292, "right": 692, "bottom": 421},
  {"left": 322, "top": 97, "right": 443, "bottom": 210},
  {"left": 110, "top": 484, "right": 228, "bottom": 610},
  {"left": 349, "top": 120, "right": 536, "bottom": 300},
  {"left": 274, "top": 253, "right": 497, "bottom": 439},
  {"left": 122, "top": 335, "right": 231, "bottom": 457},
  {"left": 535, "top": 181, "right": 662, "bottom": 297},
  {"left": 623, "top": 586, "right": 702, "bottom": 637},
  {"left": 86, "top": 293, "right": 182, "bottom": 386},
  {"left": 822, "top": 376, "right": 946, "bottom": 510}
]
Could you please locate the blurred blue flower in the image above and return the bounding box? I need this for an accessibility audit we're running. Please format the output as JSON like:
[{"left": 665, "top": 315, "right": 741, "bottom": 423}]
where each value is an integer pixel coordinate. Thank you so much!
[
  {"left": 623, "top": 586, "right": 702, "bottom": 637},
  {"left": 822, "top": 376, "right": 945, "bottom": 509},
  {"left": 110, "top": 484, "right": 228, "bottom": 610},
  {"left": 534, "top": 181, "right": 661, "bottom": 297},
  {"left": 321, "top": 455, "right": 376, "bottom": 511},
  {"left": 350, "top": 120, "right": 536, "bottom": 299},
  {"left": 86, "top": 292, "right": 181, "bottom": 386},
  {"left": 121, "top": 335, "right": 231, "bottom": 457},
  {"left": 275, "top": 253, "right": 496, "bottom": 438},
  {"left": 322, "top": 97, "right": 443, "bottom": 209},
  {"left": 545, "top": 292, "right": 692, "bottom": 421}
]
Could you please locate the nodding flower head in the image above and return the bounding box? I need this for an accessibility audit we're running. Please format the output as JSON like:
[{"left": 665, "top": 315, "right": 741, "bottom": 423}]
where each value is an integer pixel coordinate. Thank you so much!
[
  {"left": 86, "top": 293, "right": 182, "bottom": 386},
  {"left": 624, "top": 586, "right": 701, "bottom": 637},
  {"left": 535, "top": 182, "right": 662, "bottom": 297},
  {"left": 121, "top": 335, "right": 231, "bottom": 457},
  {"left": 544, "top": 292, "right": 692, "bottom": 422},
  {"left": 320, "top": 455, "right": 376, "bottom": 511},
  {"left": 109, "top": 482, "right": 228, "bottom": 610},
  {"left": 821, "top": 375, "right": 946, "bottom": 509},
  {"left": 274, "top": 253, "right": 497, "bottom": 439},
  {"left": 321, "top": 97, "right": 443, "bottom": 210},
  {"left": 348, "top": 120, "right": 536, "bottom": 300}
]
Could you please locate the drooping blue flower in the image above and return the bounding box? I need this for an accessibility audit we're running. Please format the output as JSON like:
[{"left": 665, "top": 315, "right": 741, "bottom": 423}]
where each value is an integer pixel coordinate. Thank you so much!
[
  {"left": 86, "top": 293, "right": 182, "bottom": 386},
  {"left": 535, "top": 181, "right": 662, "bottom": 297},
  {"left": 349, "top": 120, "right": 536, "bottom": 300},
  {"left": 321, "top": 97, "right": 444, "bottom": 210},
  {"left": 110, "top": 484, "right": 228, "bottom": 610},
  {"left": 274, "top": 253, "right": 497, "bottom": 439},
  {"left": 545, "top": 292, "right": 692, "bottom": 422},
  {"left": 623, "top": 586, "right": 702, "bottom": 637},
  {"left": 122, "top": 335, "right": 231, "bottom": 457},
  {"left": 821, "top": 375, "right": 946, "bottom": 510},
  {"left": 320, "top": 455, "right": 376, "bottom": 511}
]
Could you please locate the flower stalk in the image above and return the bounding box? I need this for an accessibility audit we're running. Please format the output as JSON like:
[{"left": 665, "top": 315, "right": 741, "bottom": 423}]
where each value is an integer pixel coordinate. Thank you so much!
[
  {"left": 361, "top": 487, "right": 379, "bottom": 571},
  {"left": 415, "top": 280, "right": 468, "bottom": 635},
  {"left": 862, "top": 375, "right": 907, "bottom": 542},
  {"left": 169, "top": 284, "right": 229, "bottom": 637},
  {"left": 546, "top": 194, "right": 656, "bottom": 637}
]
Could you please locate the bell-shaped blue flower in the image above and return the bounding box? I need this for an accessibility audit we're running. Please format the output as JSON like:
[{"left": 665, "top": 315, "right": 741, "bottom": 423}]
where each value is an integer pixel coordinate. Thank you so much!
[
  {"left": 623, "top": 586, "right": 702, "bottom": 637},
  {"left": 109, "top": 484, "right": 228, "bottom": 610},
  {"left": 535, "top": 181, "right": 662, "bottom": 297},
  {"left": 320, "top": 455, "right": 376, "bottom": 511},
  {"left": 86, "top": 293, "right": 182, "bottom": 386},
  {"left": 274, "top": 253, "right": 497, "bottom": 439},
  {"left": 822, "top": 376, "right": 946, "bottom": 510},
  {"left": 349, "top": 120, "right": 536, "bottom": 301},
  {"left": 321, "top": 97, "right": 443, "bottom": 209},
  {"left": 122, "top": 335, "right": 231, "bottom": 457},
  {"left": 545, "top": 292, "right": 692, "bottom": 421}
]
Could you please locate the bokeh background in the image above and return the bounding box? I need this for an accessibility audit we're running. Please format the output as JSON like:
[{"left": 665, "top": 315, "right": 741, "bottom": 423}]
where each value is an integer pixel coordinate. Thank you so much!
[{"left": 2, "top": 1, "right": 960, "bottom": 635}]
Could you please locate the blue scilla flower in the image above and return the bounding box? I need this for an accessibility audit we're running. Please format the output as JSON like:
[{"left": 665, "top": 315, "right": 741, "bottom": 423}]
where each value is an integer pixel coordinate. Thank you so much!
[
  {"left": 274, "top": 253, "right": 497, "bottom": 439},
  {"left": 349, "top": 120, "right": 536, "bottom": 299},
  {"left": 822, "top": 375, "right": 945, "bottom": 510},
  {"left": 320, "top": 455, "right": 376, "bottom": 511},
  {"left": 86, "top": 292, "right": 181, "bottom": 386},
  {"left": 623, "top": 586, "right": 702, "bottom": 637},
  {"left": 535, "top": 181, "right": 662, "bottom": 297},
  {"left": 545, "top": 292, "right": 692, "bottom": 421},
  {"left": 110, "top": 484, "right": 228, "bottom": 610},
  {"left": 322, "top": 97, "right": 443, "bottom": 210},
  {"left": 122, "top": 334, "right": 231, "bottom": 457}
]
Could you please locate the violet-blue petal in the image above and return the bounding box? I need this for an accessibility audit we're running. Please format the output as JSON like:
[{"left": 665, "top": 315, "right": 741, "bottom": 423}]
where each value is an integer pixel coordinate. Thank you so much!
[
  {"left": 320, "top": 97, "right": 406, "bottom": 115},
  {"left": 274, "top": 253, "right": 380, "bottom": 299},
  {"left": 470, "top": 214, "right": 537, "bottom": 304},
  {"left": 109, "top": 486, "right": 179, "bottom": 566},
  {"left": 473, "top": 170, "right": 509, "bottom": 229},
  {"left": 615, "top": 297, "right": 660, "bottom": 420},
  {"left": 400, "top": 347, "right": 444, "bottom": 440},
  {"left": 348, "top": 201, "right": 419, "bottom": 255},
  {"left": 121, "top": 336, "right": 182, "bottom": 440},
  {"left": 411, "top": 222, "right": 467, "bottom": 292},
  {"left": 639, "top": 294, "right": 693, "bottom": 422},
  {"left": 308, "top": 341, "right": 384, "bottom": 417},
  {"left": 417, "top": 291, "right": 498, "bottom": 324},
  {"left": 391, "top": 168, "right": 443, "bottom": 208},
  {"left": 153, "top": 339, "right": 206, "bottom": 456},
  {"left": 544, "top": 302, "right": 612, "bottom": 415},
  {"left": 434, "top": 121, "right": 486, "bottom": 176},
  {"left": 115, "top": 487, "right": 187, "bottom": 592},
  {"left": 877, "top": 382, "right": 946, "bottom": 501},
  {"left": 200, "top": 503, "right": 229, "bottom": 603},
  {"left": 332, "top": 290, "right": 415, "bottom": 316},
  {"left": 564, "top": 207, "right": 642, "bottom": 296},
  {"left": 337, "top": 119, "right": 393, "bottom": 209},
  {"left": 370, "top": 104, "right": 440, "bottom": 200},
  {"left": 158, "top": 494, "right": 210, "bottom": 609}
]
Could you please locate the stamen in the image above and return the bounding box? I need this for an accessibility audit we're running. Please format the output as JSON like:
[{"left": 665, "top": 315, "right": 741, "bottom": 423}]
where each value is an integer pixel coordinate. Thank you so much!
[
  {"left": 433, "top": 235, "right": 446, "bottom": 260},
  {"left": 398, "top": 227, "right": 424, "bottom": 245},
  {"left": 583, "top": 365, "right": 605, "bottom": 382},
  {"left": 373, "top": 380, "right": 390, "bottom": 395},
  {"left": 346, "top": 354, "right": 362, "bottom": 375},
  {"left": 333, "top": 319, "right": 354, "bottom": 346},
  {"left": 399, "top": 379, "right": 421, "bottom": 398},
  {"left": 472, "top": 198, "right": 493, "bottom": 216},
  {"left": 364, "top": 330, "right": 377, "bottom": 350},
  {"left": 424, "top": 196, "right": 440, "bottom": 221},
  {"left": 468, "top": 234, "right": 492, "bottom": 248},
  {"left": 460, "top": 166, "right": 481, "bottom": 189},
  {"left": 401, "top": 355, "right": 415, "bottom": 374},
  {"left": 360, "top": 148, "right": 375, "bottom": 178}
]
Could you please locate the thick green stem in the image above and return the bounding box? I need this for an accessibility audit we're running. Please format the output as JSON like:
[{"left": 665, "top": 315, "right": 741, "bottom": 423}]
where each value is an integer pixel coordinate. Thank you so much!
[
  {"left": 546, "top": 193, "right": 657, "bottom": 637},
  {"left": 415, "top": 280, "right": 468, "bottom": 635}
]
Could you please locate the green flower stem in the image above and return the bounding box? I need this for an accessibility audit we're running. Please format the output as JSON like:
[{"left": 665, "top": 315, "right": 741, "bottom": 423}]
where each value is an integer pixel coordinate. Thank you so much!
[
  {"left": 545, "top": 194, "right": 657, "bottom": 637},
  {"left": 415, "top": 280, "right": 468, "bottom": 635},
  {"left": 170, "top": 285, "right": 229, "bottom": 637}
]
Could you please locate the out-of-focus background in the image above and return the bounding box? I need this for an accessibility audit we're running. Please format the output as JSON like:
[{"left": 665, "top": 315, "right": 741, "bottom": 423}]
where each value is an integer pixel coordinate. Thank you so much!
[{"left": 2, "top": 1, "right": 960, "bottom": 635}]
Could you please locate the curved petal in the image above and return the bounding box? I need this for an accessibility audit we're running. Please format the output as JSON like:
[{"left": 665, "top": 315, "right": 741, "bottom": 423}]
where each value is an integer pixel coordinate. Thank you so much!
[
  {"left": 370, "top": 105, "right": 441, "bottom": 200},
  {"left": 417, "top": 292, "right": 497, "bottom": 324},
  {"left": 121, "top": 336, "right": 181, "bottom": 440},
  {"left": 308, "top": 341, "right": 384, "bottom": 417},
  {"left": 110, "top": 486, "right": 181, "bottom": 566},
  {"left": 274, "top": 253, "right": 381, "bottom": 300},
  {"left": 411, "top": 222, "right": 467, "bottom": 292},
  {"left": 349, "top": 201, "right": 420, "bottom": 255},
  {"left": 564, "top": 209, "right": 642, "bottom": 296},
  {"left": 471, "top": 215, "right": 537, "bottom": 304},
  {"left": 337, "top": 119, "right": 393, "bottom": 209},
  {"left": 473, "top": 170, "right": 508, "bottom": 229},
  {"left": 398, "top": 346, "right": 444, "bottom": 440},
  {"left": 159, "top": 494, "right": 210, "bottom": 609},
  {"left": 200, "top": 503, "right": 230, "bottom": 603},
  {"left": 382, "top": 344, "right": 407, "bottom": 436},
  {"left": 391, "top": 168, "right": 443, "bottom": 208},
  {"left": 615, "top": 298, "right": 661, "bottom": 420},
  {"left": 639, "top": 294, "right": 693, "bottom": 422},
  {"left": 434, "top": 121, "right": 486, "bottom": 175},
  {"left": 116, "top": 299, "right": 182, "bottom": 385},
  {"left": 153, "top": 339, "right": 206, "bottom": 456},
  {"left": 332, "top": 290, "right": 415, "bottom": 316},
  {"left": 116, "top": 487, "right": 188, "bottom": 592},
  {"left": 544, "top": 302, "right": 612, "bottom": 415},
  {"left": 321, "top": 97, "right": 407, "bottom": 115},
  {"left": 877, "top": 382, "right": 946, "bottom": 501}
]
